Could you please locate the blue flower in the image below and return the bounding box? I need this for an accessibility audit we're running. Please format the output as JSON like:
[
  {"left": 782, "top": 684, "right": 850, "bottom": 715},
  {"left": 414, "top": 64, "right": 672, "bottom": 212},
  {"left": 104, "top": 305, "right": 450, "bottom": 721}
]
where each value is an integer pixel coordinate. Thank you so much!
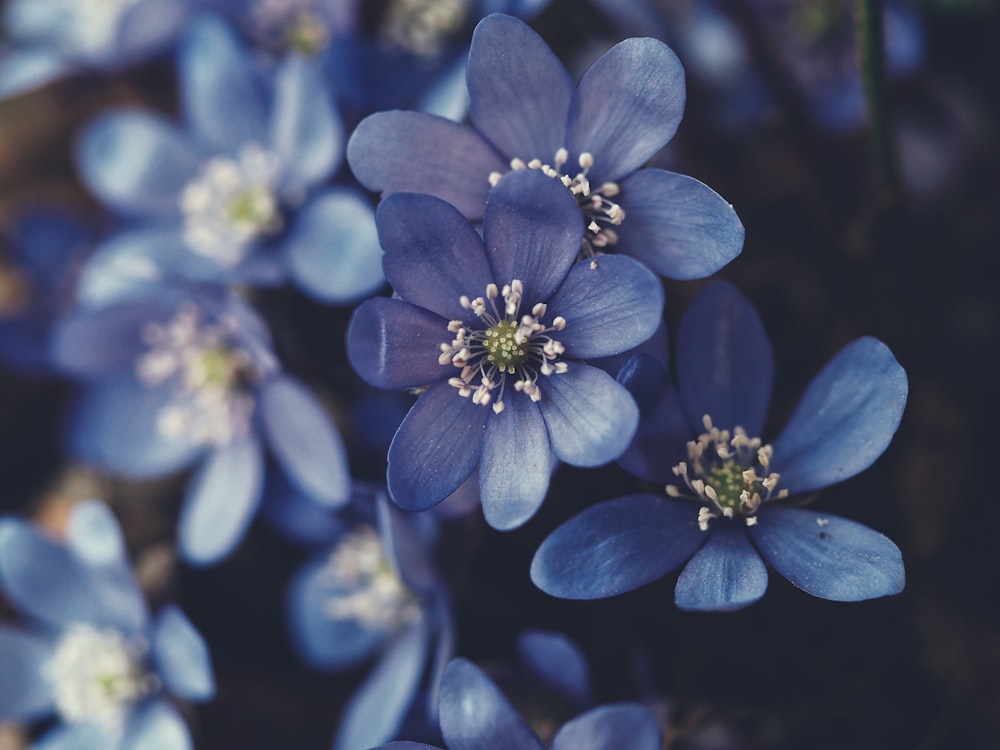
[
  {"left": 50, "top": 285, "right": 351, "bottom": 565},
  {"left": 347, "top": 169, "right": 663, "bottom": 529},
  {"left": 285, "top": 486, "right": 453, "bottom": 750},
  {"left": 370, "top": 657, "right": 662, "bottom": 750},
  {"left": 0, "top": 501, "right": 214, "bottom": 747},
  {"left": 0, "top": 0, "right": 191, "bottom": 98},
  {"left": 531, "top": 280, "right": 908, "bottom": 611},
  {"left": 74, "top": 15, "right": 384, "bottom": 305},
  {"left": 348, "top": 12, "right": 744, "bottom": 280}
]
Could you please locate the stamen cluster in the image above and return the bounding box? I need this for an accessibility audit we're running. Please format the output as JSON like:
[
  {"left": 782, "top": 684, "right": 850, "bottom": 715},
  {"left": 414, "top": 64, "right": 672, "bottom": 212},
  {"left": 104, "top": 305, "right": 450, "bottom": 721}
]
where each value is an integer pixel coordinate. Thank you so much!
[
  {"left": 438, "top": 280, "right": 567, "bottom": 414},
  {"left": 250, "top": 0, "right": 331, "bottom": 55},
  {"left": 379, "top": 0, "right": 468, "bottom": 58},
  {"left": 180, "top": 144, "right": 283, "bottom": 266},
  {"left": 489, "top": 149, "right": 625, "bottom": 256},
  {"left": 322, "top": 526, "right": 421, "bottom": 632},
  {"left": 666, "top": 415, "right": 787, "bottom": 530},
  {"left": 135, "top": 304, "right": 259, "bottom": 446}
]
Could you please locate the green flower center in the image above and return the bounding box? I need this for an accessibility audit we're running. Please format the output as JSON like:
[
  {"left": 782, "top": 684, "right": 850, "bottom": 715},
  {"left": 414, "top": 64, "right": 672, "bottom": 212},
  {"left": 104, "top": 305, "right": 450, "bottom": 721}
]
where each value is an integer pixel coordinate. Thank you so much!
[
  {"left": 484, "top": 320, "right": 527, "bottom": 371},
  {"left": 708, "top": 462, "right": 760, "bottom": 514}
]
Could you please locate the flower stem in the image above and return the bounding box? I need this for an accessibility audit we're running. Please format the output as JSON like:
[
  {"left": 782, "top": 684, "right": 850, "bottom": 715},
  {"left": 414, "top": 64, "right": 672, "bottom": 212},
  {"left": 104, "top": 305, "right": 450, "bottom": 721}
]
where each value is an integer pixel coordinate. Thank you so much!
[{"left": 857, "top": 0, "right": 900, "bottom": 194}]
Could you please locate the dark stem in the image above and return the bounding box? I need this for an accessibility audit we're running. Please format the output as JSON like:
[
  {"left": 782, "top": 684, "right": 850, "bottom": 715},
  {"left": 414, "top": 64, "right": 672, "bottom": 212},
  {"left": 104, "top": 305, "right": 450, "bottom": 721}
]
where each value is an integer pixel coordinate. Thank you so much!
[{"left": 857, "top": 0, "right": 900, "bottom": 194}]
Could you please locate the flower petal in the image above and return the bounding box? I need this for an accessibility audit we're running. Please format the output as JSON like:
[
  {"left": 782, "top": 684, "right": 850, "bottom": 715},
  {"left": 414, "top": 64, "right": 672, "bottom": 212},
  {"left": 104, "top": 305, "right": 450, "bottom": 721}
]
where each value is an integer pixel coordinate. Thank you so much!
[
  {"left": 616, "top": 169, "right": 744, "bottom": 280},
  {"left": 546, "top": 254, "right": 663, "bottom": 359},
  {"left": 76, "top": 110, "right": 199, "bottom": 218},
  {"left": 552, "top": 703, "right": 662, "bottom": 750},
  {"left": 484, "top": 169, "right": 583, "bottom": 308},
  {"left": 259, "top": 375, "right": 351, "bottom": 507},
  {"left": 151, "top": 606, "right": 215, "bottom": 702},
  {"left": 286, "top": 189, "right": 385, "bottom": 304},
  {"left": 538, "top": 364, "right": 638, "bottom": 467},
  {"left": 617, "top": 363, "right": 691, "bottom": 485},
  {"left": 531, "top": 494, "right": 705, "bottom": 599},
  {"left": 440, "top": 658, "right": 544, "bottom": 750},
  {"left": 347, "top": 111, "right": 506, "bottom": 220},
  {"left": 566, "top": 38, "right": 685, "bottom": 185},
  {"left": 750, "top": 508, "right": 905, "bottom": 601},
  {"left": 479, "top": 394, "right": 551, "bottom": 530},
  {"left": 31, "top": 723, "right": 110, "bottom": 750},
  {"left": 0, "top": 626, "right": 54, "bottom": 721},
  {"left": 179, "top": 15, "right": 267, "bottom": 150},
  {"left": 378, "top": 192, "right": 493, "bottom": 321},
  {"left": 676, "top": 280, "right": 773, "bottom": 436},
  {"left": 177, "top": 437, "right": 264, "bottom": 566},
  {"left": 333, "top": 618, "right": 431, "bottom": 750},
  {"left": 387, "top": 381, "right": 487, "bottom": 512},
  {"left": 347, "top": 297, "right": 449, "bottom": 390},
  {"left": 270, "top": 55, "right": 342, "bottom": 189},
  {"left": 119, "top": 700, "right": 193, "bottom": 750},
  {"left": 771, "top": 337, "right": 908, "bottom": 495},
  {"left": 517, "top": 630, "right": 591, "bottom": 707},
  {"left": 674, "top": 525, "right": 768, "bottom": 611},
  {"left": 467, "top": 13, "right": 574, "bottom": 160},
  {"left": 66, "top": 500, "right": 127, "bottom": 568},
  {"left": 0, "top": 49, "right": 68, "bottom": 98}
]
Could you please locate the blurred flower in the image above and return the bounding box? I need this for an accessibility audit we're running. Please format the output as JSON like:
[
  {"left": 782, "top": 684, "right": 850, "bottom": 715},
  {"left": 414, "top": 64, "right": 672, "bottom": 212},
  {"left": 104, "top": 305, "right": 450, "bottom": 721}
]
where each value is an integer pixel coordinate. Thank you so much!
[
  {"left": 370, "top": 657, "right": 662, "bottom": 750},
  {"left": 348, "top": 12, "right": 744, "bottom": 280},
  {"left": 50, "top": 285, "right": 351, "bottom": 565},
  {"left": 75, "top": 15, "right": 383, "bottom": 305},
  {"left": 0, "top": 0, "right": 191, "bottom": 98},
  {"left": 0, "top": 501, "right": 214, "bottom": 746},
  {"left": 532, "top": 281, "right": 908, "bottom": 611},
  {"left": 347, "top": 170, "right": 662, "bottom": 529},
  {"left": 286, "top": 488, "right": 453, "bottom": 750}
]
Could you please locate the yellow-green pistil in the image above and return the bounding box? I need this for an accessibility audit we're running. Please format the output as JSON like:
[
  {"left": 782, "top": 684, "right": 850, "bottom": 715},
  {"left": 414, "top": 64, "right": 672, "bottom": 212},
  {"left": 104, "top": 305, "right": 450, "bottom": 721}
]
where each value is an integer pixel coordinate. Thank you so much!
[{"left": 484, "top": 320, "right": 528, "bottom": 372}]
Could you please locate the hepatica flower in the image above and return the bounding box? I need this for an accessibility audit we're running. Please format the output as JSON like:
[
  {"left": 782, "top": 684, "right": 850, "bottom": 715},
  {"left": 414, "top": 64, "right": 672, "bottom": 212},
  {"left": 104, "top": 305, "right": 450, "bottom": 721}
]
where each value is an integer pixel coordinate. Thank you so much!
[
  {"left": 347, "top": 170, "right": 663, "bottom": 529},
  {"left": 370, "top": 657, "right": 662, "bottom": 750},
  {"left": 0, "top": 501, "right": 214, "bottom": 747},
  {"left": 348, "top": 12, "right": 744, "bottom": 280},
  {"left": 76, "top": 15, "right": 383, "bottom": 304},
  {"left": 51, "top": 286, "right": 350, "bottom": 565},
  {"left": 532, "top": 281, "right": 908, "bottom": 611}
]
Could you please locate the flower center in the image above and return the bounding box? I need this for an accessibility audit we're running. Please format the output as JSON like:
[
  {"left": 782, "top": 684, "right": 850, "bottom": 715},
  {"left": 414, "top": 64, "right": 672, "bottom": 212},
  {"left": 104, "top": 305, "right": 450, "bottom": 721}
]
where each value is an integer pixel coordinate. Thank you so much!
[
  {"left": 180, "top": 145, "right": 283, "bottom": 267},
  {"left": 322, "top": 525, "right": 421, "bottom": 632},
  {"left": 250, "top": 0, "right": 332, "bottom": 55},
  {"left": 489, "top": 149, "right": 625, "bottom": 257},
  {"left": 134, "top": 303, "right": 260, "bottom": 447},
  {"left": 665, "top": 415, "right": 787, "bottom": 530},
  {"left": 438, "top": 280, "right": 568, "bottom": 414},
  {"left": 43, "top": 624, "right": 154, "bottom": 736},
  {"left": 378, "top": 0, "right": 468, "bottom": 58}
]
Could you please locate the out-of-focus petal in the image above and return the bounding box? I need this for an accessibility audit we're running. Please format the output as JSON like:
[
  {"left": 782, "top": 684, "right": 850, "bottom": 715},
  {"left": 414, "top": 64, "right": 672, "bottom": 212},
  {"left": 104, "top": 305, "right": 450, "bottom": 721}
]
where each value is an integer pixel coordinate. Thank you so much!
[
  {"left": 552, "top": 703, "right": 662, "bottom": 750},
  {"left": 151, "top": 606, "right": 215, "bottom": 701},
  {"left": 0, "top": 626, "right": 54, "bottom": 721},
  {"left": 517, "top": 630, "right": 591, "bottom": 707},
  {"left": 118, "top": 700, "right": 193, "bottom": 750}
]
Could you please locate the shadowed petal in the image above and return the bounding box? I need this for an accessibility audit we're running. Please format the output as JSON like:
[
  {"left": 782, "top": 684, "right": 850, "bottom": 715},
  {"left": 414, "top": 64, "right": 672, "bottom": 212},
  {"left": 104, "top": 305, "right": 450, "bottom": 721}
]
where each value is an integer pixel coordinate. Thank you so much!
[
  {"left": 616, "top": 169, "right": 744, "bottom": 280},
  {"left": 179, "top": 16, "right": 266, "bottom": 149},
  {"left": 388, "top": 380, "right": 487, "bottom": 512},
  {"left": 378, "top": 192, "right": 493, "bottom": 321},
  {"left": 178, "top": 437, "right": 264, "bottom": 566},
  {"left": 750, "top": 508, "right": 905, "bottom": 601},
  {"left": 347, "top": 111, "right": 506, "bottom": 219},
  {"left": 552, "top": 703, "right": 662, "bottom": 750},
  {"left": 676, "top": 280, "right": 773, "bottom": 436},
  {"left": 546, "top": 255, "right": 663, "bottom": 359},
  {"left": 151, "top": 606, "right": 215, "bottom": 701},
  {"left": 31, "top": 723, "right": 110, "bottom": 750},
  {"left": 260, "top": 376, "right": 350, "bottom": 507},
  {"left": 440, "top": 658, "right": 544, "bottom": 750},
  {"left": 567, "top": 38, "right": 685, "bottom": 185},
  {"left": 370, "top": 744, "right": 442, "bottom": 750},
  {"left": 347, "top": 297, "right": 449, "bottom": 390},
  {"left": 270, "top": 55, "right": 342, "bottom": 188},
  {"left": 0, "top": 49, "right": 68, "bottom": 98},
  {"left": 674, "top": 525, "right": 768, "bottom": 611},
  {"left": 771, "top": 337, "right": 908, "bottom": 495},
  {"left": 479, "top": 394, "right": 551, "bottom": 530},
  {"left": 76, "top": 110, "right": 199, "bottom": 217},
  {"left": 517, "top": 630, "right": 591, "bottom": 707},
  {"left": 118, "top": 700, "right": 193, "bottom": 750},
  {"left": 538, "top": 365, "right": 638, "bottom": 467},
  {"left": 0, "top": 627, "right": 54, "bottom": 721},
  {"left": 484, "top": 170, "right": 583, "bottom": 308},
  {"left": 287, "top": 189, "right": 384, "bottom": 304},
  {"left": 531, "top": 494, "right": 705, "bottom": 599},
  {"left": 467, "top": 14, "right": 574, "bottom": 160},
  {"left": 333, "top": 618, "right": 431, "bottom": 750}
]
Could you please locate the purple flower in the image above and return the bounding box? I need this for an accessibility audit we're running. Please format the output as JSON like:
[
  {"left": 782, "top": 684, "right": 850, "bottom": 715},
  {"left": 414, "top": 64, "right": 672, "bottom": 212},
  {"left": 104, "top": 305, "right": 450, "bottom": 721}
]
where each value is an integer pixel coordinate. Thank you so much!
[
  {"left": 347, "top": 169, "right": 663, "bottom": 529},
  {"left": 531, "top": 281, "right": 908, "bottom": 611},
  {"left": 348, "top": 13, "right": 744, "bottom": 280},
  {"left": 0, "top": 501, "right": 214, "bottom": 747},
  {"left": 370, "top": 657, "right": 662, "bottom": 750}
]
